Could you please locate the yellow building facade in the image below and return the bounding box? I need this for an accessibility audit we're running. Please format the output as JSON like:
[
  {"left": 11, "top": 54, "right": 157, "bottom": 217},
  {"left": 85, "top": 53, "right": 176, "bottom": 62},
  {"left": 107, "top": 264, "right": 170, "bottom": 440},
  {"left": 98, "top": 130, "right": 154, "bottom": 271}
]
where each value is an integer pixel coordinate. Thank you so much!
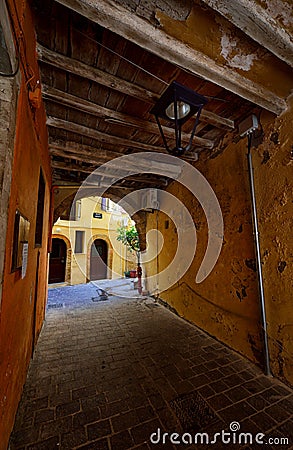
[{"left": 49, "top": 197, "right": 136, "bottom": 285}]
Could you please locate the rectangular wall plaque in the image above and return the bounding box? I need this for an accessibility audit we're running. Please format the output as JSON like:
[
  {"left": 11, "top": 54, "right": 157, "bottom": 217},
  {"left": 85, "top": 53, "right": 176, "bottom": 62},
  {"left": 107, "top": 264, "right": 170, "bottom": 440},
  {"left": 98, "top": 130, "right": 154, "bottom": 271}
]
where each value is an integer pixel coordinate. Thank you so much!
[{"left": 12, "top": 210, "right": 30, "bottom": 272}]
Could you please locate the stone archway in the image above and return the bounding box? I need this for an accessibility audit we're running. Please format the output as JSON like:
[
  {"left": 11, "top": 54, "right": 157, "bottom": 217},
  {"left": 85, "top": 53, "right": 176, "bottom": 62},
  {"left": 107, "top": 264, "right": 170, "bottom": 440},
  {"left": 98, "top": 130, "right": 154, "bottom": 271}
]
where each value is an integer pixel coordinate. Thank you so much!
[{"left": 87, "top": 234, "right": 113, "bottom": 281}]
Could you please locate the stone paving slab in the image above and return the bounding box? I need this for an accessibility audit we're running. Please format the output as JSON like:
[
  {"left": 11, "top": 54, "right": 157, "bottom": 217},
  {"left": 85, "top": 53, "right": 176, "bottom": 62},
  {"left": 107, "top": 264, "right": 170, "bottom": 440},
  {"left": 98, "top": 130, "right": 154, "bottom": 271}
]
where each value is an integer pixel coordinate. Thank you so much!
[{"left": 9, "top": 283, "right": 293, "bottom": 449}]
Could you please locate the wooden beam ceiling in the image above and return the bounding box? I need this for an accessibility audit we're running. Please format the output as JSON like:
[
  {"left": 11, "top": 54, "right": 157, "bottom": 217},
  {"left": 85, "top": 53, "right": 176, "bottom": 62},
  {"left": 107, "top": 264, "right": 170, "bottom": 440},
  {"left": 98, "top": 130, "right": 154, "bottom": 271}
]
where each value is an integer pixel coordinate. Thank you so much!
[
  {"left": 39, "top": 56, "right": 235, "bottom": 131},
  {"left": 43, "top": 85, "right": 216, "bottom": 148},
  {"left": 50, "top": 149, "right": 170, "bottom": 182},
  {"left": 47, "top": 116, "right": 172, "bottom": 153},
  {"left": 37, "top": 44, "right": 157, "bottom": 103},
  {"left": 50, "top": 141, "right": 126, "bottom": 160},
  {"left": 49, "top": 141, "right": 184, "bottom": 177},
  {"left": 51, "top": 160, "right": 167, "bottom": 185},
  {"left": 53, "top": 0, "right": 287, "bottom": 114}
]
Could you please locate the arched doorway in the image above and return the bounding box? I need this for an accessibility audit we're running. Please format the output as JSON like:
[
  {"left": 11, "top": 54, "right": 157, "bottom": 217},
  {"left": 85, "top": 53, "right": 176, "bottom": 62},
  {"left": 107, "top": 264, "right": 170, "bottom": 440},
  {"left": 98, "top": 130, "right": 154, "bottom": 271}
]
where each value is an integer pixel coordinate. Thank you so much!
[
  {"left": 90, "top": 239, "right": 108, "bottom": 280},
  {"left": 49, "top": 238, "right": 67, "bottom": 283}
]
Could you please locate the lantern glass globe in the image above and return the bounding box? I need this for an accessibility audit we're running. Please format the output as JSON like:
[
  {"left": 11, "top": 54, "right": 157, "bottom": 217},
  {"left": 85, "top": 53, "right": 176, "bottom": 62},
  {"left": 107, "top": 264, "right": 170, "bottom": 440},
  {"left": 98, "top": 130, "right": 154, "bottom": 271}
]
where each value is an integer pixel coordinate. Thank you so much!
[{"left": 165, "top": 101, "right": 190, "bottom": 120}]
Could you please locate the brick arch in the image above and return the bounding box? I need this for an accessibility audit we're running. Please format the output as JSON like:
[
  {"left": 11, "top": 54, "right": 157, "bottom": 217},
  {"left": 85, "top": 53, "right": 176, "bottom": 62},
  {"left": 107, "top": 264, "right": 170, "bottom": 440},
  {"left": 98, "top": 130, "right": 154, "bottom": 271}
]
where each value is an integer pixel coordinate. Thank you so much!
[
  {"left": 87, "top": 234, "right": 113, "bottom": 281},
  {"left": 51, "top": 234, "right": 72, "bottom": 284}
]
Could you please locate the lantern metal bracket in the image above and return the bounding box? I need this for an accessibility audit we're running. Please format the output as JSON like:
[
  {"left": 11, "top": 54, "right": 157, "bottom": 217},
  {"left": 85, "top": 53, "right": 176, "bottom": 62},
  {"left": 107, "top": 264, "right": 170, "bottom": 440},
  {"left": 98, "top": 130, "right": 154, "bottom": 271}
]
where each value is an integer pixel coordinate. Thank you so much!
[{"left": 151, "top": 81, "right": 207, "bottom": 156}]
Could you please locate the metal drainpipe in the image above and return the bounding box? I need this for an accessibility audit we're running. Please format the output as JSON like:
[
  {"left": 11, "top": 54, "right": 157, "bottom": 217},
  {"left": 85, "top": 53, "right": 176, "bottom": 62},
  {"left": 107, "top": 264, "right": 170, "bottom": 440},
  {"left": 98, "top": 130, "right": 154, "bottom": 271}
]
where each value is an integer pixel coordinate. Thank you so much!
[{"left": 247, "top": 133, "right": 271, "bottom": 376}]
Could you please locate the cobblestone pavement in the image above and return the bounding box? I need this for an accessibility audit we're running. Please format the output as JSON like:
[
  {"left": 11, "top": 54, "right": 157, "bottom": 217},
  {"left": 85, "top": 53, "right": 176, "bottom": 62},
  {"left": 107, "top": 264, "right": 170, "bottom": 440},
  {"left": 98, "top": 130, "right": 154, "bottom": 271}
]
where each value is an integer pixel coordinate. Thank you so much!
[{"left": 10, "top": 282, "right": 293, "bottom": 450}]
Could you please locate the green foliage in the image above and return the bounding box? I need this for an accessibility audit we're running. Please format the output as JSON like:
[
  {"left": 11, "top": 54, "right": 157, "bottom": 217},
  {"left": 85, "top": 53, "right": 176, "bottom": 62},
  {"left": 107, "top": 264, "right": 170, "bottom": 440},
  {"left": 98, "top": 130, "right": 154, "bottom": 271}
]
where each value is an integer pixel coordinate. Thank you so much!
[{"left": 116, "top": 225, "right": 140, "bottom": 253}]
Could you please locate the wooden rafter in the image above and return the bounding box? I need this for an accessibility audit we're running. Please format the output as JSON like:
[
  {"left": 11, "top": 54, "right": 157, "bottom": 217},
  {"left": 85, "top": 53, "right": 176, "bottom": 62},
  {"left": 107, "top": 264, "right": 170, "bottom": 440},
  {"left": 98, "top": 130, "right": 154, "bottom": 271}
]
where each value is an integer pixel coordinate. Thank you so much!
[
  {"left": 50, "top": 147, "right": 126, "bottom": 168},
  {"left": 49, "top": 141, "right": 183, "bottom": 178},
  {"left": 50, "top": 151, "right": 168, "bottom": 185},
  {"left": 47, "top": 116, "right": 169, "bottom": 153},
  {"left": 38, "top": 44, "right": 157, "bottom": 102},
  {"left": 50, "top": 141, "right": 125, "bottom": 160},
  {"left": 43, "top": 85, "right": 217, "bottom": 147},
  {"left": 47, "top": 117, "right": 212, "bottom": 158},
  {"left": 51, "top": 159, "right": 167, "bottom": 186}
]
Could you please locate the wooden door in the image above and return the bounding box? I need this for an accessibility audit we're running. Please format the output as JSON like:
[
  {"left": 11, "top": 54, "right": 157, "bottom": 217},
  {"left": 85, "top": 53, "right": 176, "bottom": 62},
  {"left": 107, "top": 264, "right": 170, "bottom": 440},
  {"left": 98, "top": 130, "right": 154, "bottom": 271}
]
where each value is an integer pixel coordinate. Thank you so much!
[
  {"left": 49, "top": 238, "right": 66, "bottom": 283},
  {"left": 90, "top": 239, "right": 107, "bottom": 280}
]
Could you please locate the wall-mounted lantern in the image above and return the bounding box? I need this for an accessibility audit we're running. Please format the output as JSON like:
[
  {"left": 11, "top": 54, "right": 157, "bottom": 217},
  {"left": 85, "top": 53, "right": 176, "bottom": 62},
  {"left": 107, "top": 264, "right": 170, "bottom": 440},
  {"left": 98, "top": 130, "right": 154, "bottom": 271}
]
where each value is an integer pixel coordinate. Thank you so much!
[{"left": 151, "top": 81, "right": 207, "bottom": 156}]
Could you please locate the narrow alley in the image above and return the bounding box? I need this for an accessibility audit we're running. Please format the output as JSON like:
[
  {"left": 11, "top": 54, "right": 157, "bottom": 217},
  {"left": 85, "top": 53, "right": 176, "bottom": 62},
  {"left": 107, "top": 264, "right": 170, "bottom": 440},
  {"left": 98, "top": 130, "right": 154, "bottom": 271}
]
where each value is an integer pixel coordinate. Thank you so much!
[
  {"left": 10, "top": 282, "right": 293, "bottom": 449},
  {"left": 1, "top": 0, "right": 292, "bottom": 448}
]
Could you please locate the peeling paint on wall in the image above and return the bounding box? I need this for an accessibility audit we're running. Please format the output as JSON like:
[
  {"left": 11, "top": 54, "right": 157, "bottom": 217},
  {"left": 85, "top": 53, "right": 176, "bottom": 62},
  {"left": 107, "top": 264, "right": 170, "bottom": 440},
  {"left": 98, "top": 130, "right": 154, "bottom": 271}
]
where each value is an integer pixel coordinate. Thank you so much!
[
  {"left": 156, "top": 3, "right": 292, "bottom": 97},
  {"left": 220, "top": 31, "right": 257, "bottom": 71}
]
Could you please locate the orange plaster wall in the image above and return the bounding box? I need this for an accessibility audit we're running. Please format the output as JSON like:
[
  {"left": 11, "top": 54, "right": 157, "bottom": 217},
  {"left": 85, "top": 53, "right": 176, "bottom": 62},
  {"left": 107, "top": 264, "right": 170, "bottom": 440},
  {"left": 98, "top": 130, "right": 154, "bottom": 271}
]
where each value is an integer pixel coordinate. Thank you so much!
[{"left": 0, "top": 2, "right": 51, "bottom": 448}]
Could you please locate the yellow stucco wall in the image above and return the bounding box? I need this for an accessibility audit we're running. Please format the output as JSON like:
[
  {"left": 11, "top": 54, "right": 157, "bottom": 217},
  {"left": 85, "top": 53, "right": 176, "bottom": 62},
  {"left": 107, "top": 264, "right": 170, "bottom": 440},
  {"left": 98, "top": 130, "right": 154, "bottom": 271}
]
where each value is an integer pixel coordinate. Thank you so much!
[
  {"left": 145, "top": 144, "right": 262, "bottom": 365},
  {"left": 52, "top": 197, "right": 136, "bottom": 284},
  {"left": 144, "top": 100, "right": 293, "bottom": 386}
]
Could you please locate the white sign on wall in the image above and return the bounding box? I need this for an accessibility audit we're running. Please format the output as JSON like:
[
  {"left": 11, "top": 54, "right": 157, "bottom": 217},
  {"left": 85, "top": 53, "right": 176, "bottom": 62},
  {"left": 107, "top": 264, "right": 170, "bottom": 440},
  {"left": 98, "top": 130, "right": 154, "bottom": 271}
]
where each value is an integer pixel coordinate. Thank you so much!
[{"left": 21, "top": 242, "right": 28, "bottom": 279}]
